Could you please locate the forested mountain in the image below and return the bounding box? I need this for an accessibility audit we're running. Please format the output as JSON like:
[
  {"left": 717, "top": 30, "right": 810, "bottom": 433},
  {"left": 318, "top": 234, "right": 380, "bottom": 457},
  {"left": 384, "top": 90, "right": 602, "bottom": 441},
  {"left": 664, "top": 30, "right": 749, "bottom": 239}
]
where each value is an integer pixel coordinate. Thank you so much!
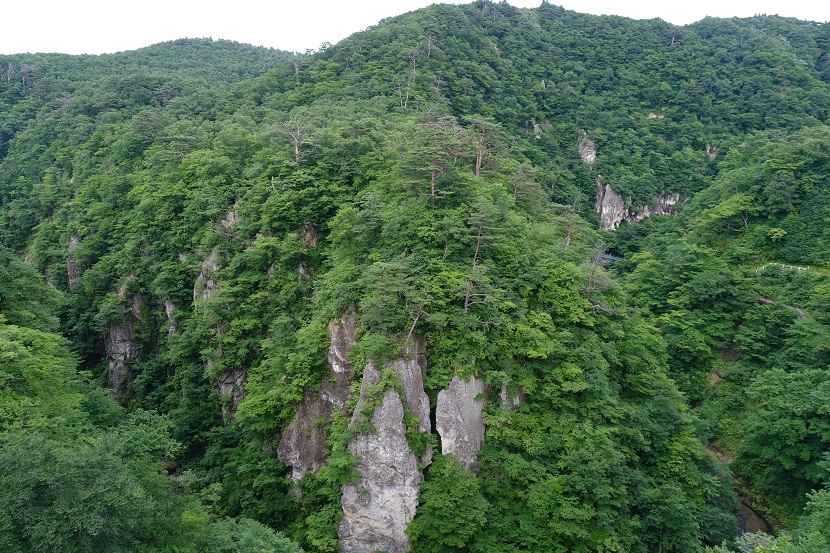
[{"left": 1, "top": 2, "right": 830, "bottom": 552}]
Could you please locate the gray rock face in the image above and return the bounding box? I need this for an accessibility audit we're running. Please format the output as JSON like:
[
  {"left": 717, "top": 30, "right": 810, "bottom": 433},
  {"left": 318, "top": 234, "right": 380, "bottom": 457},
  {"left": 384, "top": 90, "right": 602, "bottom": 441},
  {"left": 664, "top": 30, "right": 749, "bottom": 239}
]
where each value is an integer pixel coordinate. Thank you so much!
[
  {"left": 194, "top": 247, "right": 221, "bottom": 301},
  {"left": 339, "top": 337, "right": 431, "bottom": 553},
  {"left": 499, "top": 381, "right": 526, "bottom": 410},
  {"left": 219, "top": 209, "right": 240, "bottom": 233},
  {"left": 436, "top": 375, "right": 487, "bottom": 469},
  {"left": 192, "top": 248, "right": 250, "bottom": 424},
  {"left": 627, "top": 191, "right": 682, "bottom": 223},
  {"left": 328, "top": 312, "right": 359, "bottom": 377},
  {"left": 595, "top": 179, "right": 627, "bottom": 230},
  {"left": 579, "top": 136, "right": 597, "bottom": 164},
  {"left": 106, "top": 318, "right": 138, "bottom": 404},
  {"left": 278, "top": 313, "right": 359, "bottom": 481},
  {"left": 340, "top": 369, "right": 420, "bottom": 553},
  {"left": 105, "top": 275, "right": 142, "bottom": 404},
  {"left": 163, "top": 299, "right": 177, "bottom": 335},
  {"left": 218, "top": 368, "right": 247, "bottom": 424},
  {"left": 390, "top": 336, "right": 432, "bottom": 466},
  {"left": 298, "top": 261, "right": 309, "bottom": 281},
  {"left": 298, "top": 222, "right": 317, "bottom": 247},
  {"left": 595, "top": 180, "right": 682, "bottom": 230}
]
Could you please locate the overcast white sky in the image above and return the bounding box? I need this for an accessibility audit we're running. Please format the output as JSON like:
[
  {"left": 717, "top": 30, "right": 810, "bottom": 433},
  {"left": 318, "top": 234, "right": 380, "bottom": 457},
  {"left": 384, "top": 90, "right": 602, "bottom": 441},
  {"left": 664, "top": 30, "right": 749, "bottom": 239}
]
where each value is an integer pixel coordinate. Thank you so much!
[{"left": 1, "top": 1, "right": 829, "bottom": 56}]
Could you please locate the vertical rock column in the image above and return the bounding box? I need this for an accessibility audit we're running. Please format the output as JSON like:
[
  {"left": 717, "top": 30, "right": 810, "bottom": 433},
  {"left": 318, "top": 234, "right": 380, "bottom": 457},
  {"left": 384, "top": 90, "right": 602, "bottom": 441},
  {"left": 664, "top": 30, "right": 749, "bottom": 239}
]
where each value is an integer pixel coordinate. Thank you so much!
[
  {"left": 339, "top": 337, "right": 431, "bottom": 553},
  {"left": 193, "top": 245, "right": 248, "bottom": 424},
  {"left": 595, "top": 179, "right": 628, "bottom": 231},
  {"left": 217, "top": 368, "right": 246, "bottom": 423},
  {"left": 106, "top": 275, "right": 142, "bottom": 404},
  {"left": 106, "top": 317, "right": 138, "bottom": 404},
  {"left": 579, "top": 135, "right": 597, "bottom": 164},
  {"left": 162, "top": 299, "right": 177, "bottom": 335},
  {"left": 436, "top": 375, "right": 487, "bottom": 469},
  {"left": 278, "top": 312, "right": 359, "bottom": 481}
]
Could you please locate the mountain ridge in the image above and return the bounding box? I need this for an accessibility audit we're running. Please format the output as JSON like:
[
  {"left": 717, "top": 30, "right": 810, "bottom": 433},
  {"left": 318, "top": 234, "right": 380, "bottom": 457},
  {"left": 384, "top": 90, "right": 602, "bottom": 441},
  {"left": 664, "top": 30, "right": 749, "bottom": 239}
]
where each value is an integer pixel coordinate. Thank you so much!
[{"left": 2, "top": 3, "right": 830, "bottom": 551}]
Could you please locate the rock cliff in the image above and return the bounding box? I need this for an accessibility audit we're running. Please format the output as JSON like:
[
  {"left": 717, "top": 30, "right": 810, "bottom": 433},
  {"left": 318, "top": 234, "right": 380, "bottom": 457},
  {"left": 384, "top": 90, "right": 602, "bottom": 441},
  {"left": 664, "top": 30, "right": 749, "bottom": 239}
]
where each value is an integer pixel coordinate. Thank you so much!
[
  {"left": 106, "top": 317, "right": 138, "bottom": 404},
  {"left": 192, "top": 246, "right": 249, "bottom": 423},
  {"left": 194, "top": 247, "right": 221, "bottom": 302},
  {"left": 499, "top": 380, "right": 525, "bottom": 410},
  {"left": 278, "top": 312, "right": 359, "bottom": 481},
  {"left": 338, "top": 337, "right": 431, "bottom": 553},
  {"left": 579, "top": 135, "right": 597, "bottom": 164},
  {"left": 595, "top": 179, "right": 682, "bottom": 230},
  {"left": 162, "top": 299, "right": 177, "bottom": 335},
  {"left": 388, "top": 336, "right": 431, "bottom": 466},
  {"left": 436, "top": 375, "right": 487, "bottom": 469},
  {"left": 105, "top": 276, "right": 142, "bottom": 404},
  {"left": 595, "top": 179, "right": 627, "bottom": 231},
  {"left": 217, "top": 367, "right": 246, "bottom": 424}
]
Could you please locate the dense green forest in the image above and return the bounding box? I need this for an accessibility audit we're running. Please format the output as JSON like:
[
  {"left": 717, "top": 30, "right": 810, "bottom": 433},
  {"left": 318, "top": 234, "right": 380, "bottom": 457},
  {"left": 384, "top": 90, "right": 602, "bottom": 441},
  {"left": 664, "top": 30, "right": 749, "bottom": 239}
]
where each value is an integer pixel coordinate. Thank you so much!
[{"left": 2, "top": 2, "right": 830, "bottom": 552}]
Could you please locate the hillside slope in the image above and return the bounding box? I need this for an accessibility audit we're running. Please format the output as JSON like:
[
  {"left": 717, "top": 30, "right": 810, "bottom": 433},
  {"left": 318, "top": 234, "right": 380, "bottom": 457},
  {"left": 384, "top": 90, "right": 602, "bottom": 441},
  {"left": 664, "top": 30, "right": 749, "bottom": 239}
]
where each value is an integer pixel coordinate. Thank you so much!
[{"left": 1, "top": 3, "right": 830, "bottom": 551}]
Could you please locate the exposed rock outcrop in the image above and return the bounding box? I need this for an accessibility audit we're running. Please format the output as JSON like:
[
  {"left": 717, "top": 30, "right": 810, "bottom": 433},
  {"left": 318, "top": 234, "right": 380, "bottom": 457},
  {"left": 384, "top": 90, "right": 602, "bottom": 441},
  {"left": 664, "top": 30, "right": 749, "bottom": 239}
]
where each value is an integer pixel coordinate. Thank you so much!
[
  {"left": 339, "top": 337, "right": 431, "bottom": 553},
  {"left": 163, "top": 299, "right": 177, "bottom": 335},
  {"left": 579, "top": 135, "right": 596, "bottom": 164},
  {"left": 296, "top": 223, "right": 317, "bottom": 281},
  {"left": 595, "top": 179, "right": 627, "bottom": 230},
  {"left": 194, "top": 247, "right": 221, "bottom": 301},
  {"left": 298, "top": 222, "right": 317, "bottom": 247},
  {"left": 193, "top": 248, "right": 248, "bottom": 423},
  {"left": 218, "top": 367, "right": 246, "bottom": 424},
  {"left": 105, "top": 274, "right": 142, "bottom": 404},
  {"left": 630, "top": 191, "right": 682, "bottom": 222},
  {"left": 436, "top": 375, "right": 487, "bottom": 469},
  {"left": 499, "top": 380, "right": 526, "bottom": 410},
  {"left": 340, "top": 380, "right": 420, "bottom": 553},
  {"left": 219, "top": 209, "right": 240, "bottom": 233},
  {"left": 595, "top": 180, "right": 682, "bottom": 230},
  {"left": 389, "top": 336, "right": 431, "bottom": 466},
  {"left": 278, "top": 312, "right": 359, "bottom": 482},
  {"left": 106, "top": 317, "right": 138, "bottom": 404}
]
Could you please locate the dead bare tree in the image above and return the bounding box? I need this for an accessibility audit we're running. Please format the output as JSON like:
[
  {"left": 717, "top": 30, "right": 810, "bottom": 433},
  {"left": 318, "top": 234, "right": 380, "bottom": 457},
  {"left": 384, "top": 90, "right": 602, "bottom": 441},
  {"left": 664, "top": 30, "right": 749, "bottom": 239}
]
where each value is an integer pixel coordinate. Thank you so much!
[
  {"left": 670, "top": 30, "right": 681, "bottom": 46},
  {"left": 583, "top": 245, "right": 620, "bottom": 315},
  {"left": 563, "top": 201, "right": 580, "bottom": 253},
  {"left": 277, "top": 111, "right": 309, "bottom": 166},
  {"left": 403, "top": 296, "right": 426, "bottom": 353},
  {"left": 424, "top": 28, "right": 441, "bottom": 59}
]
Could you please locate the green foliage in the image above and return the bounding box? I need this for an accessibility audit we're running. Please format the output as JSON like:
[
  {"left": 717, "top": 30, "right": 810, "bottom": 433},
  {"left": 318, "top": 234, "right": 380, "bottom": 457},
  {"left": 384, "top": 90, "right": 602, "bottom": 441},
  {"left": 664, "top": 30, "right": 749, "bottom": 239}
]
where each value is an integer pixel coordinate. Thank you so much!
[
  {"left": 407, "top": 455, "right": 488, "bottom": 552},
  {"left": 617, "top": 126, "right": 830, "bottom": 528},
  {"left": 734, "top": 365, "right": 830, "bottom": 506},
  {"left": 0, "top": 424, "right": 185, "bottom": 553},
  {"left": 706, "top": 491, "right": 830, "bottom": 552},
  {"left": 6, "top": 4, "right": 830, "bottom": 551},
  {"left": 0, "top": 322, "right": 85, "bottom": 434},
  {"left": 198, "top": 517, "right": 304, "bottom": 553},
  {"left": 0, "top": 247, "right": 63, "bottom": 331}
]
